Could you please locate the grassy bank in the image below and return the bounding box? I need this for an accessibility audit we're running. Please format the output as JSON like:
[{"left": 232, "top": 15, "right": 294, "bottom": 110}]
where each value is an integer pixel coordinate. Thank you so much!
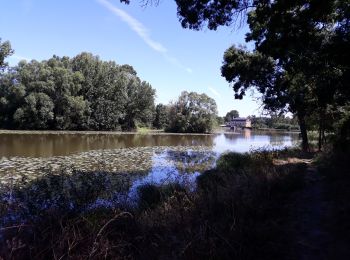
[{"left": 0, "top": 148, "right": 311, "bottom": 259}]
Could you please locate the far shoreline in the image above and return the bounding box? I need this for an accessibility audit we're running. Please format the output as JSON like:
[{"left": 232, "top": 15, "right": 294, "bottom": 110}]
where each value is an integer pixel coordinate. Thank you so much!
[
  {"left": 0, "top": 129, "right": 217, "bottom": 136},
  {"left": 0, "top": 128, "right": 300, "bottom": 135}
]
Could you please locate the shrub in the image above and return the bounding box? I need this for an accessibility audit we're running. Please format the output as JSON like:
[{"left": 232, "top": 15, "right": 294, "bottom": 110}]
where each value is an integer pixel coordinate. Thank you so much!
[
  {"left": 216, "top": 152, "right": 252, "bottom": 172},
  {"left": 137, "top": 183, "right": 185, "bottom": 210}
]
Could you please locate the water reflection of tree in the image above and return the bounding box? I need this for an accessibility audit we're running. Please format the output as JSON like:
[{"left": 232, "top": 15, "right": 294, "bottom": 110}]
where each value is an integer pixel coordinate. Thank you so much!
[
  {"left": 223, "top": 133, "right": 240, "bottom": 145},
  {"left": 0, "top": 133, "right": 216, "bottom": 157},
  {"left": 165, "top": 150, "right": 217, "bottom": 173},
  {"left": 269, "top": 134, "right": 288, "bottom": 146},
  {"left": 131, "top": 134, "right": 215, "bottom": 148},
  {"left": 224, "top": 129, "right": 251, "bottom": 140},
  {"left": 291, "top": 134, "right": 301, "bottom": 146}
]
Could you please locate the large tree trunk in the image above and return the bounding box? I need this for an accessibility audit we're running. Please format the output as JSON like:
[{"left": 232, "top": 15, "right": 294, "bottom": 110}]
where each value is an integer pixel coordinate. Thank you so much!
[
  {"left": 318, "top": 131, "right": 322, "bottom": 151},
  {"left": 318, "top": 118, "right": 322, "bottom": 151},
  {"left": 318, "top": 108, "right": 326, "bottom": 151},
  {"left": 298, "top": 112, "right": 309, "bottom": 152}
]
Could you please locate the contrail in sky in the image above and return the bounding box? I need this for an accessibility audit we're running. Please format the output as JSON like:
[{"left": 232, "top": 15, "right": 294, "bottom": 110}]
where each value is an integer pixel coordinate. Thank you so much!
[
  {"left": 209, "top": 86, "right": 221, "bottom": 98},
  {"left": 97, "top": 0, "right": 192, "bottom": 73}
]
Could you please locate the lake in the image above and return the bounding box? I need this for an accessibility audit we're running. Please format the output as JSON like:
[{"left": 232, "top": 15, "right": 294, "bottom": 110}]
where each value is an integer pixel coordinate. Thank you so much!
[
  {"left": 0, "top": 129, "right": 299, "bottom": 190},
  {"left": 0, "top": 130, "right": 299, "bottom": 186},
  {"left": 0, "top": 129, "right": 298, "bottom": 157},
  {"left": 0, "top": 130, "right": 299, "bottom": 230}
]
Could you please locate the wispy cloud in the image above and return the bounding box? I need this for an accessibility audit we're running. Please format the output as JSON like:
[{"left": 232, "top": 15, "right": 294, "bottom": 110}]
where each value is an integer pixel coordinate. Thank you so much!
[
  {"left": 98, "top": 0, "right": 166, "bottom": 53},
  {"left": 208, "top": 86, "right": 221, "bottom": 98},
  {"left": 186, "top": 68, "right": 193, "bottom": 74},
  {"left": 162, "top": 53, "right": 193, "bottom": 73},
  {"left": 97, "top": 0, "right": 192, "bottom": 73}
]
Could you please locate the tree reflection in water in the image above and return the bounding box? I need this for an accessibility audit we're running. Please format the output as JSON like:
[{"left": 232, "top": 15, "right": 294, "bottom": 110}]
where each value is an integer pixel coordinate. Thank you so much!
[
  {"left": 0, "top": 133, "right": 215, "bottom": 157},
  {"left": 164, "top": 150, "right": 217, "bottom": 173}
]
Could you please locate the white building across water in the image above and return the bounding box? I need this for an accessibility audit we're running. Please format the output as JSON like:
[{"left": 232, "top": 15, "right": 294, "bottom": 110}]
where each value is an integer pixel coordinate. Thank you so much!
[{"left": 227, "top": 117, "right": 252, "bottom": 129}]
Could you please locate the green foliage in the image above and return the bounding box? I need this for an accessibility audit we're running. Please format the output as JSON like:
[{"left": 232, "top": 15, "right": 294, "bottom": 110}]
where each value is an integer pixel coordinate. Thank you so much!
[
  {"left": 216, "top": 115, "right": 225, "bottom": 125},
  {"left": 274, "top": 123, "right": 298, "bottom": 131},
  {"left": 250, "top": 115, "right": 299, "bottom": 130},
  {"left": 14, "top": 92, "right": 54, "bottom": 129},
  {"left": 0, "top": 38, "right": 13, "bottom": 70},
  {"left": 0, "top": 52, "right": 156, "bottom": 130},
  {"left": 122, "top": 79, "right": 156, "bottom": 130},
  {"left": 166, "top": 91, "right": 218, "bottom": 133},
  {"left": 137, "top": 183, "right": 185, "bottom": 210},
  {"left": 153, "top": 103, "right": 169, "bottom": 129},
  {"left": 331, "top": 112, "right": 350, "bottom": 155},
  {"left": 174, "top": 0, "right": 249, "bottom": 30},
  {"left": 216, "top": 152, "right": 252, "bottom": 172},
  {"left": 224, "top": 109, "right": 239, "bottom": 122}
]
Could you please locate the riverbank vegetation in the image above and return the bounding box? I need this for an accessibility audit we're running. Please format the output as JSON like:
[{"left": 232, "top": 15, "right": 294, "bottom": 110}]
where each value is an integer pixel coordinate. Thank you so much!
[
  {"left": 250, "top": 115, "right": 300, "bottom": 131},
  {"left": 165, "top": 91, "right": 218, "bottom": 133},
  {"left": 0, "top": 147, "right": 310, "bottom": 259},
  {"left": 2, "top": 132, "right": 350, "bottom": 259},
  {"left": 0, "top": 41, "right": 219, "bottom": 134},
  {"left": 0, "top": 51, "right": 156, "bottom": 131},
  {"left": 2, "top": 126, "right": 349, "bottom": 259}
]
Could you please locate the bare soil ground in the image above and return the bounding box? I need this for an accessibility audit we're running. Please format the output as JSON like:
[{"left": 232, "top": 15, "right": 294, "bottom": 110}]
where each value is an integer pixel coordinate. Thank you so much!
[{"left": 276, "top": 156, "right": 350, "bottom": 259}]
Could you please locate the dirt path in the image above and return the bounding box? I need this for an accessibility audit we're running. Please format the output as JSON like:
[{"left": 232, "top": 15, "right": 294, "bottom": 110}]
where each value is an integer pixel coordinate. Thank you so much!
[
  {"left": 275, "top": 157, "right": 332, "bottom": 259},
  {"left": 274, "top": 153, "right": 350, "bottom": 259},
  {"left": 291, "top": 164, "right": 332, "bottom": 260}
]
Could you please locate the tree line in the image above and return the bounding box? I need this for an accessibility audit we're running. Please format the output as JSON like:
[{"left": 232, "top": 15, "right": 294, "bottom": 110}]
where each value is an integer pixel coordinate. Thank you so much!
[
  {"left": 0, "top": 42, "right": 218, "bottom": 133},
  {"left": 221, "top": 109, "right": 299, "bottom": 131},
  {"left": 249, "top": 115, "right": 299, "bottom": 131},
  {"left": 0, "top": 50, "right": 156, "bottom": 130}
]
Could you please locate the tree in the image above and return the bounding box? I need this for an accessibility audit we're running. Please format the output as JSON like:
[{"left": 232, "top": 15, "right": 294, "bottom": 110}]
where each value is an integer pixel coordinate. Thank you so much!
[
  {"left": 220, "top": 45, "right": 314, "bottom": 150},
  {"left": 170, "top": 0, "right": 349, "bottom": 151},
  {"left": 153, "top": 103, "right": 169, "bottom": 129},
  {"left": 244, "top": 0, "right": 349, "bottom": 150},
  {"left": 71, "top": 52, "right": 127, "bottom": 130},
  {"left": 14, "top": 92, "right": 54, "bottom": 129},
  {"left": 216, "top": 116, "right": 225, "bottom": 125},
  {"left": 224, "top": 110, "right": 239, "bottom": 122},
  {"left": 0, "top": 38, "right": 13, "bottom": 70},
  {"left": 0, "top": 71, "right": 26, "bottom": 128},
  {"left": 122, "top": 76, "right": 156, "bottom": 130},
  {"left": 166, "top": 91, "right": 218, "bottom": 133}
]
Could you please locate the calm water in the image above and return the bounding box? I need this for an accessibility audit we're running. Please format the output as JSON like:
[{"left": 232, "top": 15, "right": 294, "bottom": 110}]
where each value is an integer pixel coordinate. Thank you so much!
[
  {"left": 0, "top": 130, "right": 299, "bottom": 232},
  {"left": 0, "top": 130, "right": 298, "bottom": 158}
]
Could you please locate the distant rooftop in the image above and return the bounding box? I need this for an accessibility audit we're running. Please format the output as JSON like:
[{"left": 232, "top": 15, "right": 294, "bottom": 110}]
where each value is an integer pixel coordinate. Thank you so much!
[{"left": 231, "top": 117, "right": 250, "bottom": 121}]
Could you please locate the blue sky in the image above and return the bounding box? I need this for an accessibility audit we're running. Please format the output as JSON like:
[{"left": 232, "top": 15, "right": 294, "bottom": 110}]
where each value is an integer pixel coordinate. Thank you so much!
[{"left": 1, "top": 0, "right": 262, "bottom": 116}]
